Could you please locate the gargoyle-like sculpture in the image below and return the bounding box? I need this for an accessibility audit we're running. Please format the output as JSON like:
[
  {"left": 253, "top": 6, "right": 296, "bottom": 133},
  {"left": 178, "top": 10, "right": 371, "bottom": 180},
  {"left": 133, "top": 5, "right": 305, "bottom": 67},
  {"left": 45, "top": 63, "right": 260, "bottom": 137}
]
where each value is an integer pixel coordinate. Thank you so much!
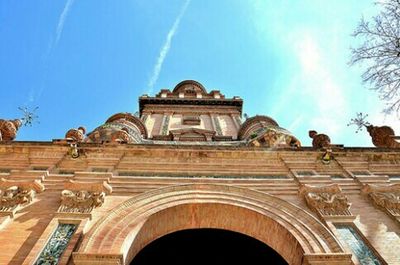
[
  {"left": 366, "top": 125, "right": 400, "bottom": 148},
  {"left": 0, "top": 178, "right": 45, "bottom": 213},
  {"left": 0, "top": 119, "right": 22, "bottom": 141},
  {"left": 309, "top": 130, "right": 331, "bottom": 149},
  {"left": 347, "top": 113, "right": 400, "bottom": 148},
  {"left": 65, "top": 126, "right": 86, "bottom": 142},
  {"left": 362, "top": 184, "right": 400, "bottom": 220},
  {"left": 299, "top": 184, "right": 351, "bottom": 217},
  {"left": 58, "top": 180, "right": 112, "bottom": 214}
]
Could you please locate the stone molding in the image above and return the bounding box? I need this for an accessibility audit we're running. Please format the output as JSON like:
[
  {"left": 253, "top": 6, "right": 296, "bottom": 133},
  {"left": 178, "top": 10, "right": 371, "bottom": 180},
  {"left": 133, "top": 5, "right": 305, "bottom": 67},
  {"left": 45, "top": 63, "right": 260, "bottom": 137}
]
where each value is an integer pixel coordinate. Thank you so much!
[
  {"left": 0, "top": 178, "right": 45, "bottom": 216},
  {"left": 299, "top": 184, "right": 352, "bottom": 217},
  {"left": 58, "top": 180, "right": 112, "bottom": 214}
]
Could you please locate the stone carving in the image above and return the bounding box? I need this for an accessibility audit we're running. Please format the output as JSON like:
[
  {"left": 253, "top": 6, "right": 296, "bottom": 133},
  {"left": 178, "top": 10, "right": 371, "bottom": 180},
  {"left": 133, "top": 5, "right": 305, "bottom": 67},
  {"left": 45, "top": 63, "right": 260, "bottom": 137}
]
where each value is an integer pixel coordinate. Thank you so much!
[
  {"left": 58, "top": 180, "right": 112, "bottom": 214},
  {"left": 347, "top": 113, "right": 399, "bottom": 148},
  {"left": 238, "top": 115, "right": 301, "bottom": 148},
  {"left": 0, "top": 119, "right": 22, "bottom": 141},
  {"left": 362, "top": 184, "right": 400, "bottom": 219},
  {"left": 65, "top": 126, "right": 86, "bottom": 142},
  {"left": 0, "top": 178, "right": 45, "bottom": 213},
  {"left": 299, "top": 184, "right": 352, "bottom": 217},
  {"left": 309, "top": 130, "right": 331, "bottom": 149},
  {"left": 85, "top": 113, "right": 147, "bottom": 144},
  {"left": 366, "top": 125, "right": 400, "bottom": 148},
  {"left": 111, "top": 129, "right": 134, "bottom": 144}
]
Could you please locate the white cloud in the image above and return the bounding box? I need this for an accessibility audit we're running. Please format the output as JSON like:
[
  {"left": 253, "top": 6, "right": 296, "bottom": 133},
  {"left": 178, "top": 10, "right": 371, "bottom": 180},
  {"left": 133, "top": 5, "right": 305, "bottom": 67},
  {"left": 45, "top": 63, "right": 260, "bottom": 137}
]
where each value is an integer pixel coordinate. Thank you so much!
[
  {"left": 294, "top": 31, "right": 349, "bottom": 139},
  {"left": 147, "top": 0, "right": 190, "bottom": 94}
]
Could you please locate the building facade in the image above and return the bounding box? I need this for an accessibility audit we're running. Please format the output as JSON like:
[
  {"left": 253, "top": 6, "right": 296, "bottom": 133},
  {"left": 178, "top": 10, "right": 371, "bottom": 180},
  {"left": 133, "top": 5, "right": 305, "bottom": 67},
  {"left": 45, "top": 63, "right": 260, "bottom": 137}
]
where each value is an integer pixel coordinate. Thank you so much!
[{"left": 0, "top": 80, "right": 399, "bottom": 265}]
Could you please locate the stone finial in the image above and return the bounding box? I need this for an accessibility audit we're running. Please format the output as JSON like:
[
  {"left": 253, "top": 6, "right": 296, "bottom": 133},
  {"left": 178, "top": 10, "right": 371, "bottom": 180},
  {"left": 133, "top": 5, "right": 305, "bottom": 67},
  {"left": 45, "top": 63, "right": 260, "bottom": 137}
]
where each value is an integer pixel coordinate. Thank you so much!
[
  {"left": 366, "top": 125, "right": 400, "bottom": 148},
  {"left": 65, "top": 126, "right": 86, "bottom": 142},
  {"left": 0, "top": 119, "right": 22, "bottom": 141},
  {"left": 299, "top": 184, "right": 352, "bottom": 217},
  {"left": 58, "top": 180, "right": 112, "bottom": 214},
  {"left": 308, "top": 130, "right": 331, "bottom": 149}
]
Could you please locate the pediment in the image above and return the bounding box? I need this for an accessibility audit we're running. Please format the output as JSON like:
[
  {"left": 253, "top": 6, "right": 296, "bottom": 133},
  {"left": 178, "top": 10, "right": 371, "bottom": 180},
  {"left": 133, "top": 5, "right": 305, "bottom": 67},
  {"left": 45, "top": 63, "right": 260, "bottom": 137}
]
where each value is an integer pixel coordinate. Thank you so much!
[{"left": 169, "top": 128, "right": 216, "bottom": 141}]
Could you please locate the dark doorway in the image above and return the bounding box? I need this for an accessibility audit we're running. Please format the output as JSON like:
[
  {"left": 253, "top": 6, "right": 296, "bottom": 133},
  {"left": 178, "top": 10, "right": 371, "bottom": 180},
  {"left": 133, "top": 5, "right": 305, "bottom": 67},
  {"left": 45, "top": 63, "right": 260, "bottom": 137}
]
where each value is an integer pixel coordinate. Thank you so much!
[{"left": 131, "top": 228, "right": 288, "bottom": 265}]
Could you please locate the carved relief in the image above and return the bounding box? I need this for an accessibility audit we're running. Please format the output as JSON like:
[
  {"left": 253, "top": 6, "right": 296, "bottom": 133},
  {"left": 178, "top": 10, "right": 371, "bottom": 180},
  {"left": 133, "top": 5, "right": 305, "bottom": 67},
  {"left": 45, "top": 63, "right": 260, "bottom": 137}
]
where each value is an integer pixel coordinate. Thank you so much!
[
  {"left": 65, "top": 126, "right": 86, "bottom": 142},
  {"left": 58, "top": 180, "right": 112, "bottom": 214},
  {"left": 299, "top": 184, "right": 352, "bottom": 217},
  {"left": 0, "top": 178, "right": 45, "bottom": 214},
  {"left": 309, "top": 130, "right": 331, "bottom": 149},
  {"left": 362, "top": 184, "right": 400, "bottom": 219},
  {"left": 0, "top": 119, "right": 22, "bottom": 141}
]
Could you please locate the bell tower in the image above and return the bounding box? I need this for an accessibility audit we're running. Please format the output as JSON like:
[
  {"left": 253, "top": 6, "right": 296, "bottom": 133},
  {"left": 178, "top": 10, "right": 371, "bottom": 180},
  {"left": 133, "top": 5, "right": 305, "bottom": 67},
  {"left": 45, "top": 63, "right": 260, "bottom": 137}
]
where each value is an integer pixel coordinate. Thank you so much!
[{"left": 139, "top": 80, "right": 243, "bottom": 141}]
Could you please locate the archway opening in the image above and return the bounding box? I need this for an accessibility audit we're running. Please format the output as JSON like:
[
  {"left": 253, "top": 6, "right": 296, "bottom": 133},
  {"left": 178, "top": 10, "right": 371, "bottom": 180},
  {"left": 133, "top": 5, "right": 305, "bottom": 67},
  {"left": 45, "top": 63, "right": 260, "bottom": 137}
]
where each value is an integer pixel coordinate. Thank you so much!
[{"left": 130, "top": 228, "right": 288, "bottom": 265}]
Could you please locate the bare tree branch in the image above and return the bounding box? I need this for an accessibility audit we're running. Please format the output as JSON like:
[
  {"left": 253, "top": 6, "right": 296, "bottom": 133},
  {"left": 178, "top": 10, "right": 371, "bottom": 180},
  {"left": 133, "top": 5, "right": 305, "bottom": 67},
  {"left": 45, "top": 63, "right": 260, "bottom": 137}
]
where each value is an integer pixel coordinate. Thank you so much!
[{"left": 351, "top": 0, "right": 400, "bottom": 116}]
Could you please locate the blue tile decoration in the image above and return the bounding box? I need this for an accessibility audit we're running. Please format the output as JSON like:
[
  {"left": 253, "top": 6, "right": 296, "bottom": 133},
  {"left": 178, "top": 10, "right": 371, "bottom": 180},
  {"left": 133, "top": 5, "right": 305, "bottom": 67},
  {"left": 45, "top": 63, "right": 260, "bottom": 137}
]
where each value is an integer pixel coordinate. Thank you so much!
[
  {"left": 34, "top": 223, "right": 77, "bottom": 265},
  {"left": 335, "top": 225, "right": 381, "bottom": 265}
]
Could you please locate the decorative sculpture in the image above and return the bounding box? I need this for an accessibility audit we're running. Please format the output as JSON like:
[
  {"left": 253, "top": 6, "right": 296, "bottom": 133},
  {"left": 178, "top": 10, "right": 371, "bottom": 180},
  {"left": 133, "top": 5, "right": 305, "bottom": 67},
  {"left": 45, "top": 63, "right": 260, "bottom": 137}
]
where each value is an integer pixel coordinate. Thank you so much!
[
  {"left": 58, "top": 180, "right": 112, "bottom": 214},
  {"left": 65, "top": 126, "right": 86, "bottom": 142},
  {"left": 362, "top": 184, "right": 400, "bottom": 221},
  {"left": 308, "top": 130, "right": 331, "bottom": 149},
  {"left": 0, "top": 119, "right": 22, "bottom": 141},
  {"left": 348, "top": 112, "right": 400, "bottom": 148},
  {"left": 110, "top": 129, "right": 134, "bottom": 143},
  {"left": 299, "top": 184, "right": 352, "bottom": 217},
  {"left": 0, "top": 178, "right": 45, "bottom": 214},
  {"left": 366, "top": 125, "right": 400, "bottom": 148},
  {"left": 238, "top": 116, "right": 301, "bottom": 148}
]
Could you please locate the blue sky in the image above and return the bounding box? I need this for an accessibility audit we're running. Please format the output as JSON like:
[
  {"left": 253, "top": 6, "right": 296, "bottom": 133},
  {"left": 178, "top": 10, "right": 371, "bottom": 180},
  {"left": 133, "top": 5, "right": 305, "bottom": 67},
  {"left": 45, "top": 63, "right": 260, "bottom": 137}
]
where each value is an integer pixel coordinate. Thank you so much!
[{"left": 1, "top": 0, "right": 398, "bottom": 146}]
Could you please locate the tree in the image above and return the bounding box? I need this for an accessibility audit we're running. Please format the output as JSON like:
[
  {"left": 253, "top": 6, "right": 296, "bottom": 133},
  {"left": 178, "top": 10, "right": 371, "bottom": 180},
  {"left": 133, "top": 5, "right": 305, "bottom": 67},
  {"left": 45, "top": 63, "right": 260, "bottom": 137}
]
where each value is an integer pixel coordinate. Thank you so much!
[{"left": 350, "top": 0, "right": 400, "bottom": 115}]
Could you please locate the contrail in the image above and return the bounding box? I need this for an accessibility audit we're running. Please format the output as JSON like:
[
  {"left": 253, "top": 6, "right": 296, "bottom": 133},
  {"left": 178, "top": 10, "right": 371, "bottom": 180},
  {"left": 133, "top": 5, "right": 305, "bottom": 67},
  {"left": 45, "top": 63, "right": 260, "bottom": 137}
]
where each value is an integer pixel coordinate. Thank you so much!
[
  {"left": 147, "top": 0, "right": 191, "bottom": 94},
  {"left": 55, "top": 0, "right": 75, "bottom": 45},
  {"left": 29, "top": 0, "right": 75, "bottom": 103}
]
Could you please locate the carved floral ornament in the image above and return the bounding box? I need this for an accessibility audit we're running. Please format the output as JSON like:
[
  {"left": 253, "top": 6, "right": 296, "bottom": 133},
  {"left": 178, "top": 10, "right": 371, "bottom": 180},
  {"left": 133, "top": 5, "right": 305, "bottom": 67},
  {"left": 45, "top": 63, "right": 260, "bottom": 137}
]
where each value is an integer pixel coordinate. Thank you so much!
[
  {"left": 58, "top": 180, "right": 112, "bottom": 214},
  {"left": 299, "top": 184, "right": 352, "bottom": 217},
  {"left": 362, "top": 183, "right": 400, "bottom": 219},
  {"left": 0, "top": 178, "right": 44, "bottom": 214}
]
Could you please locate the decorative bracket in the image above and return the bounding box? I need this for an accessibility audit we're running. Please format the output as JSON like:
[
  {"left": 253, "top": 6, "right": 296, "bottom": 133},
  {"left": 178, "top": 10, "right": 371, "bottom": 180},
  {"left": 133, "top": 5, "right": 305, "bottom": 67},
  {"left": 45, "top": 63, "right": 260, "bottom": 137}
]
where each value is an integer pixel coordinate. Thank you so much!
[
  {"left": 58, "top": 180, "right": 112, "bottom": 215},
  {"left": 0, "top": 178, "right": 45, "bottom": 217},
  {"left": 362, "top": 183, "right": 400, "bottom": 223},
  {"left": 299, "top": 184, "right": 352, "bottom": 220}
]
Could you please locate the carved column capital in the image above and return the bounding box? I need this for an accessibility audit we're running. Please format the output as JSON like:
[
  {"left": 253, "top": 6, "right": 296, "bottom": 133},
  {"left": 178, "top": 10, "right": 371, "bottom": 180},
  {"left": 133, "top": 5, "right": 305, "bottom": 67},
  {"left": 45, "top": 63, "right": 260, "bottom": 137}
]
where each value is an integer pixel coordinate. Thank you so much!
[{"left": 299, "top": 184, "right": 352, "bottom": 218}]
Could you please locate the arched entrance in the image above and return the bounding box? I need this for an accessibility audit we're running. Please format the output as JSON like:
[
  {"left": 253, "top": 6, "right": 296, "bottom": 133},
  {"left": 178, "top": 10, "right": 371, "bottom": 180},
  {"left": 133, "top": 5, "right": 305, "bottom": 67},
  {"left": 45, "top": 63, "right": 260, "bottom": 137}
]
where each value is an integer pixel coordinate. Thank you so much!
[
  {"left": 73, "top": 184, "right": 353, "bottom": 265},
  {"left": 131, "top": 228, "right": 288, "bottom": 265}
]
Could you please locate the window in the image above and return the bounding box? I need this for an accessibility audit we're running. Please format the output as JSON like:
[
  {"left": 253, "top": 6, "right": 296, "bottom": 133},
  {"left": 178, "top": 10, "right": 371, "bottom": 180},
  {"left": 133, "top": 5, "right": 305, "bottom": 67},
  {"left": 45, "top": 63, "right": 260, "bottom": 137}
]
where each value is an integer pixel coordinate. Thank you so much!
[
  {"left": 331, "top": 174, "right": 345, "bottom": 179},
  {"left": 351, "top": 171, "right": 370, "bottom": 176},
  {"left": 335, "top": 224, "right": 382, "bottom": 265},
  {"left": 34, "top": 223, "right": 77, "bottom": 265},
  {"left": 297, "top": 171, "right": 315, "bottom": 176}
]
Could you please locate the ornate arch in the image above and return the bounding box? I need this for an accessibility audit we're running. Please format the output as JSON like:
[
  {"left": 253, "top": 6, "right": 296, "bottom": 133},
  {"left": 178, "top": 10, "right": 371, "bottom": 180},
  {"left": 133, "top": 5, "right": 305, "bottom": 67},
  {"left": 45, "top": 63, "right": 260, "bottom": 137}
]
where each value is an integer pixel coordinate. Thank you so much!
[
  {"left": 105, "top": 113, "right": 148, "bottom": 138},
  {"left": 73, "top": 184, "right": 351, "bottom": 265},
  {"left": 238, "top": 115, "right": 279, "bottom": 140},
  {"left": 172, "top": 80, "right": 207, "bottom": 95}
]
